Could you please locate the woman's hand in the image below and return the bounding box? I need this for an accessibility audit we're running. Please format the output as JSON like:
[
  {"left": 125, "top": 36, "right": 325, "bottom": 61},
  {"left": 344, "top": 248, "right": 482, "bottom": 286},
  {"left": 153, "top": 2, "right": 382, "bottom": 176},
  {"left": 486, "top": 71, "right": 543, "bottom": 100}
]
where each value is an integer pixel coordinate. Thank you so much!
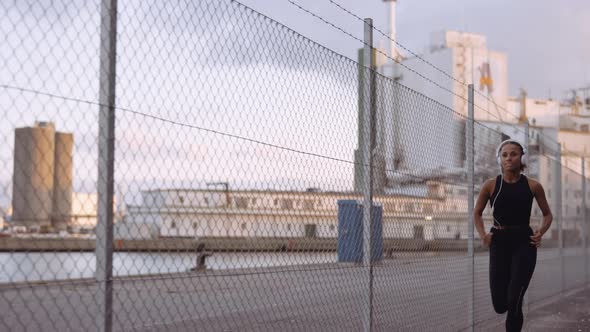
[
  {"left": 530, "top": 230, "right": 543, "bottom": 248},
  {"left": 482, "top": 232, "right": 493, "bottom": 248}
]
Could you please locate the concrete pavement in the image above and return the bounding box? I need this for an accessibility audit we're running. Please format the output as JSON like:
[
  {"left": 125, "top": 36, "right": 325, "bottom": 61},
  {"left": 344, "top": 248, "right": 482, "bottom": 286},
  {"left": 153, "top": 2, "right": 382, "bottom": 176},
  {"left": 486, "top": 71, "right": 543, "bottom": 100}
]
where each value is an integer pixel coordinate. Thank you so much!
[{"left": 524, "top": 287, "right": 590, "bottom": 332}]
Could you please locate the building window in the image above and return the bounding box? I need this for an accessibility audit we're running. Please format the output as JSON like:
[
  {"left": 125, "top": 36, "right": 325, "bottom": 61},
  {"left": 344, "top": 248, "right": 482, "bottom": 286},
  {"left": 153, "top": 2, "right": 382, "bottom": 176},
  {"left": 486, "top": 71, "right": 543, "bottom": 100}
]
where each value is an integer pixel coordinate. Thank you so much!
[
  {"left": 204, "top": 197, "right": 209, "bottom": 205},
  {"left": 241, "top": 223, "right": 247, "bottom": 230},
  {"left": 193, "top": 222, "right": 198, "bottom": 229},
  {"left": 179, "top": 196, "right": 184, "bottom": 204},
  {"left": 303, "top": 200, "right": 314, "bottom": 210},
  {"left": 414, "top": 203, "right": 422, "bottom": 212},
  {"left": 446, "top": 226, "right": 451, "bottom": 232},
  {"left": 235, "top": 197, "right": 249, "bottom": 209},
  {"left": 170, "top": 221, "right": 176, "bottom": 229},
  {"left": 274, "top": 199, "right": 279, "bottom": 206},
  {"left": 287, "top": 224, "right": 291, "bottom": 231},
  {"left": 329, "top": 225, "right": 335, "bottom": 231},
  {"left": 281, "top": 199, "right": 293, "bottom": 210}
]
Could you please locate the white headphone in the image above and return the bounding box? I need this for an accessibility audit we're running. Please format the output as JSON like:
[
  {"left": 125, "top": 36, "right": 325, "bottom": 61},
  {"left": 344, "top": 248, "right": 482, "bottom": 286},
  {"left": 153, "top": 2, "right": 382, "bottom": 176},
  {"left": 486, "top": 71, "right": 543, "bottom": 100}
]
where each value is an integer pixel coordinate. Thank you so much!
[{"left": 496, "top": 139, "right": 526, "bottom": 167}]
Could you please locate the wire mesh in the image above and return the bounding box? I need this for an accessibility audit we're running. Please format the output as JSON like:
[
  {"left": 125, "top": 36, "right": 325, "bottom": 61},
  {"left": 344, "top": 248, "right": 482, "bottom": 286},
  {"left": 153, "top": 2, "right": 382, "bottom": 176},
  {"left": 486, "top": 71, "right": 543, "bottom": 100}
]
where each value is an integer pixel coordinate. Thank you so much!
[
  {"left": 370, "top": 70, "right": 473, "bottom": 331},
  {"left": 472, "top": 121, "right": 508, "bottom": 328},
  {"left": 108, "top": 0, "right": 364, "bottom": 330},
  {"left": 0, "top": 0, "right": 589, "bottom": 331},
  {"left": 1, "top": 0, "right": 103, "bottom": 331},
  {"left": 560, "top": 164, "right": 586, "bottom": 291}
]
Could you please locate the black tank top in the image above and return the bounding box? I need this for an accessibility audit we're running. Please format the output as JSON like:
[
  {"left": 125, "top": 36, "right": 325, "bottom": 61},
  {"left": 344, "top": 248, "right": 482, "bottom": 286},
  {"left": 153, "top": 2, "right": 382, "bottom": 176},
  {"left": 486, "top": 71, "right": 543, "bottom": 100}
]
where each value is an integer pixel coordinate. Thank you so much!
[{"left": 489, "top": 174, "right": 534, "bottom": 227}]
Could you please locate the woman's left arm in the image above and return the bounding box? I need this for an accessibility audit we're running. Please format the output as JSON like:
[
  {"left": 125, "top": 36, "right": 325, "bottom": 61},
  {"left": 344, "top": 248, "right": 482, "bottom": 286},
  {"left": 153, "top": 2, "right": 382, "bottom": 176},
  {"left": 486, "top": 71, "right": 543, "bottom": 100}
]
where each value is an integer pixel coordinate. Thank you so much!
[{"left": 530, "top": 180, "right": 553, "bottom": 247}]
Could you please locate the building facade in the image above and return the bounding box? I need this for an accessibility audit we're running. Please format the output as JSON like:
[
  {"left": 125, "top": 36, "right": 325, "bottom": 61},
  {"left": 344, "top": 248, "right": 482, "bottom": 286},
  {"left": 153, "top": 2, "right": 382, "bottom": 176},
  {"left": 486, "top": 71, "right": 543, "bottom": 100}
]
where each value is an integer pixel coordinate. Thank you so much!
[{"left": 117, "top": 187, "right": 476, "bottom": 240}]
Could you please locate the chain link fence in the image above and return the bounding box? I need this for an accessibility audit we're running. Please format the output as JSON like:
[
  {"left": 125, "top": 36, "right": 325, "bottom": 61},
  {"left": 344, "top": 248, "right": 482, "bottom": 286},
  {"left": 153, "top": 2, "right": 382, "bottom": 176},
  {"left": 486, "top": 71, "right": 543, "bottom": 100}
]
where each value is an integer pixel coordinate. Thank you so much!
[{"left": 1, "top": 0, "right": 589, "bottom": 331}]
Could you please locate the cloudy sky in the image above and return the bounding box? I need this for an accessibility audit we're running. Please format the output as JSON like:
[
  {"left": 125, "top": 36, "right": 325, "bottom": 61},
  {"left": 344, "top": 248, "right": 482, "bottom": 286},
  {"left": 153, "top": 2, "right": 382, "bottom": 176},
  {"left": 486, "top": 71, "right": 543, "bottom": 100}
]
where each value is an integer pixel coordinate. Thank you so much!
[
  {"left": 1, "top": 0, "right": 588, "bottom": 207},
  {"left": 240, "top": 0, "right": 590, "bottom": 99}
]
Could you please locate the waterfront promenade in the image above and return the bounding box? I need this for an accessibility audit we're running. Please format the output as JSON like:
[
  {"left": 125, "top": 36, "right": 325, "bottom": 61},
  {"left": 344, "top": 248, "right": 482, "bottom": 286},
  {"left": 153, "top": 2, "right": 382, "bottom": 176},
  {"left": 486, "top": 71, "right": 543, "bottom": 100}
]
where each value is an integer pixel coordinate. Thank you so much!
[{"left": 1, "top": 251, "right": 586, "bottom": 331}]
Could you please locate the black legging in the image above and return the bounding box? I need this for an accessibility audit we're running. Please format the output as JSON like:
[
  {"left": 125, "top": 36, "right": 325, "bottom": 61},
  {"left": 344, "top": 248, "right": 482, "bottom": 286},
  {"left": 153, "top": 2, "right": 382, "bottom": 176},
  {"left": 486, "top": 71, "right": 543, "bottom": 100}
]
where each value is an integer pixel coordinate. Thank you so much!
[{"left": 489, "top": 227, "right": 537, "bottom": 332}]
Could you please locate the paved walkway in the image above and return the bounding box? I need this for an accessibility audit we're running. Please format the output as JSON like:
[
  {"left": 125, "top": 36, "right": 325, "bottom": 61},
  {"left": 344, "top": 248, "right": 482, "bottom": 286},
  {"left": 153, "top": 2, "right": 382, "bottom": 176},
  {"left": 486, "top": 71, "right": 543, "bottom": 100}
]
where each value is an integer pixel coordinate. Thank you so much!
[
  {"left": 524, "top": 287, "right": 590, "bottom": 331},
  {"left": 480, "top": 287, "right": 590, "bottom": 331},
  {"left": 1, "top": 254, "right": 586, "bottom": 331}
]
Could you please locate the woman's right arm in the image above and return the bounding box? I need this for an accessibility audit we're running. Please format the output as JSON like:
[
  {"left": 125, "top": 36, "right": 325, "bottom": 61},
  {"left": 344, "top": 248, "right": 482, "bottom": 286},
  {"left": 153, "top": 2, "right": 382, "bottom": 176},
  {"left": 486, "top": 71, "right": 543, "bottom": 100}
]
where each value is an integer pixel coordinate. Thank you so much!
[{"left": 474, "top": 179, "right": 494, "bottom": 247}]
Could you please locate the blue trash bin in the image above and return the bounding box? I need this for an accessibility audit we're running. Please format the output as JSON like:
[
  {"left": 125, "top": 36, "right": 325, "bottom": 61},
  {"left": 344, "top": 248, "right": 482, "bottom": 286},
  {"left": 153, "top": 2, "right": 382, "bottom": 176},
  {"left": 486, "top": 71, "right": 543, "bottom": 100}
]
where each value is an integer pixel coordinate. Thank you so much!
[{"left": 337, "top": 200, "right": 383, "bottom": 262}]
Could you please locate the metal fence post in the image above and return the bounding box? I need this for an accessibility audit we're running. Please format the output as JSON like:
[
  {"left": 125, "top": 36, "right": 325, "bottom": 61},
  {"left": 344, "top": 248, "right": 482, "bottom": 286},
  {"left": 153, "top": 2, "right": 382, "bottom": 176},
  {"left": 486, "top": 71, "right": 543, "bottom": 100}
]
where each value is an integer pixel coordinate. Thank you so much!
[
  {"left": 582, "top": 157, "right": 587, "bottom": 286},
  {"left": 97, "top": 0, "right": 118, "bottom": 331},
  {"left": 467, "top": 84, "right": 475, "bottom": 332},
  {"left": 556, "top": 144, "right": 563, "bottom": 294},
  {"left": 361, "top": 17, "right": 375, "bottom": 332},
  {"left": 524, "top": 122, "right": 529, "bottom": 176},
  {"left": 523, "top": 121, "right": 530, "bottom": 314}
]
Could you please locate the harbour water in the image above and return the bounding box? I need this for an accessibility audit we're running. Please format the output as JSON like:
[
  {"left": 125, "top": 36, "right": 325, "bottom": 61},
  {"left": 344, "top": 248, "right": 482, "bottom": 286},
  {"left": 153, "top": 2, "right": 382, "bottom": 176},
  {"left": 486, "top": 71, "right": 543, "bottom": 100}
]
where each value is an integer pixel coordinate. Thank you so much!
[{"left": 0, "top": 251, "right": 338, "bottom": 283}]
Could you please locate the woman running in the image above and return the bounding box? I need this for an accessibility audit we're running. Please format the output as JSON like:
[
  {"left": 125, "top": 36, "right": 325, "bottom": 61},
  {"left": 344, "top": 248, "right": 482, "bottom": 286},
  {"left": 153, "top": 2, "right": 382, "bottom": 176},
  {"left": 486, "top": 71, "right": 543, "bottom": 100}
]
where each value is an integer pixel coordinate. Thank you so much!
[{"left": 474, "top": 139, "right": 553, "bottom": 332}]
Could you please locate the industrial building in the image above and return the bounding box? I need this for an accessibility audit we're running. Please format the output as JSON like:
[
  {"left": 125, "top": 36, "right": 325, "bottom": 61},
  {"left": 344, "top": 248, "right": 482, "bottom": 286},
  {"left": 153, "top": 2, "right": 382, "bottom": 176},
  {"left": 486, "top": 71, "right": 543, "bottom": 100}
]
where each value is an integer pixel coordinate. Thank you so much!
[
  {"left": 116, "top": 186, "right": 471, "bottom": 240},
  {"left": 117, "top": 8, "right": 590, "bottom": 243},
  {"left": 11, "top": 122, "right": 73, "bottom": 232},
  {"left": 354, "top": 29, "right": 510, "bottom": 197},
  {"left": 349, "top": 0, "right": 590, "bottom": 245}
]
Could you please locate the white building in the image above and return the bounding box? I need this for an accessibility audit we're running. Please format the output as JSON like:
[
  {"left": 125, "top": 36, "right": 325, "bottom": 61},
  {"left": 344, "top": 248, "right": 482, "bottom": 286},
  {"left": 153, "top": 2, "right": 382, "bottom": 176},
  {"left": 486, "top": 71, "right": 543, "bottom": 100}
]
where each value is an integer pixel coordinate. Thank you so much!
[
  {"left": 363, "top": 31, "right": 511, "bottom": 193},
  {"left": 502, "top": 93, "right": 590, "bottom": 243},
  {"left": 68, "top": 192, "right": 118, "bottom": 232},
  {"left": 116, "top": 187, "right": 473, "bottom": 240},
  {"left": 70, "top": 192, "right": 98, "bottom": 231},
  {"left": 400, "top": 31, "right": 509, "bottom": 122}
]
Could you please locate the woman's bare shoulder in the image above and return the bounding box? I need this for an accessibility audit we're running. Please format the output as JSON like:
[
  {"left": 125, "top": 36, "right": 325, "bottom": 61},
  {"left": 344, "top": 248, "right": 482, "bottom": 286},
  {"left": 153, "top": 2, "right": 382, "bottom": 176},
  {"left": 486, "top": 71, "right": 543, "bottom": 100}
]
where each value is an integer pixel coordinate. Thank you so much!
[
  {"left": 526, "top": 176, "right": 543, "bottom": 193},
  {"left": 482, "top": 177, "right": 497, "bottom": 193}
]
